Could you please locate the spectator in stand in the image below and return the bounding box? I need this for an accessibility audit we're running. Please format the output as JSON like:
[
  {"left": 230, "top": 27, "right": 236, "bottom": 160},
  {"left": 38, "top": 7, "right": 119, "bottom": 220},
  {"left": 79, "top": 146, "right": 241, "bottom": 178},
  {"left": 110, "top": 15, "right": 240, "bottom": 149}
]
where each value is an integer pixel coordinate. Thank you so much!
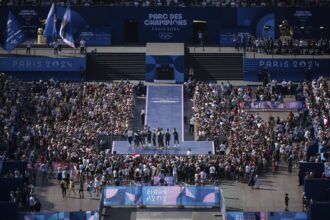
[{"left": 80, "top": 38, "right": 86, "bottom": 54}]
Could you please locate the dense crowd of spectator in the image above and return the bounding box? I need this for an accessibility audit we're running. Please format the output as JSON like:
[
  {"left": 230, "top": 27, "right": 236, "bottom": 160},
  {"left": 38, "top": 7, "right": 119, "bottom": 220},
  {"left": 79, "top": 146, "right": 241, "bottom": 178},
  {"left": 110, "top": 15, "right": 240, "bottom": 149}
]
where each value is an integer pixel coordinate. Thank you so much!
[
  {"left": 0, "top": 74, "right": 134, "bottom": 163},
  {"left": 1, "top": 0, "right": 330, "bottom": 7},
  {"left": 191, "top": 77, "right": 329, "bottom": 187},
  {"left": 303, "top": 77, "right": 330, "bottom": 160},
  {"left": 1, "top": 71, "right": 329, "bottom": 203},
  {"left": 0, "top": 73, "right": 135, "bottom": 203}
]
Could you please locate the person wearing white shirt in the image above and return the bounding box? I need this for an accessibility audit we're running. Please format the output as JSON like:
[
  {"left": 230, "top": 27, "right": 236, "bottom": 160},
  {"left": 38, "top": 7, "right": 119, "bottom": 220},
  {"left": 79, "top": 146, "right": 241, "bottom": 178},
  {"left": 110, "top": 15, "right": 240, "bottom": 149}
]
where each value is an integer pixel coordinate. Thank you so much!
[
  {"left": 200, "top": 170, "right": 207, "bottom": 185},
  {"left": 194, "top": 172, "right": 199, "bottom": 184},
  {"left": 189, "top": 117, "right": 195, "bottom": 134},
  {"left": 172, "top": 165, "right": 177, "bottom": 184},
  {"left": 140, "top": 108, "right": 145, "bottom": 126},
  {"left": 209, "top": 165, "right": 215, "bottom": 180},
  {"left": 26, "top": 40, "right": 32, "bottom": 55},
  {"left": 80, "top": 38, "right": 86, "bottom": 54},
  {"left": 187, "top": 148, "right": 192, "bottom": 156},
  {"left": 219, "top": 143, "right": 226, "bottom": 155},
  {"left": 29, "top": 195, "right": 36, "bottom": 211},
  {"left": 127, "top": 128, "right": 133, "bottom": 146}
]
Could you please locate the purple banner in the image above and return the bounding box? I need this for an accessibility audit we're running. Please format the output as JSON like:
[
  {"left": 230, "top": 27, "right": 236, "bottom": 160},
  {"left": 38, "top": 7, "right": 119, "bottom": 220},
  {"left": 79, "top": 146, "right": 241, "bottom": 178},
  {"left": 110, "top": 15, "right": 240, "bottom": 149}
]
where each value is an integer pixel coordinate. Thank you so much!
[{"left": 243, "top": 101, "right": 303, "bottom": 109}]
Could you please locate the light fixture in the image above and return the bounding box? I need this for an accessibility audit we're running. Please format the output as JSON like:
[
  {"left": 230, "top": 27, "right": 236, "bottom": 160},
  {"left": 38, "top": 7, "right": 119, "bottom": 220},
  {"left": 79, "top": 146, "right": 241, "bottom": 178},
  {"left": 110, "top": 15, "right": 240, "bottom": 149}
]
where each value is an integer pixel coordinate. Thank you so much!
[
  {"left": 320, "top": 26, "right": 325, "bottom": 29},
  {"left": 300, "top": 26, "right": 305, "bottom": 29},
  {"left": 193, "top": 20, "right": 207, "bottom": 23},
  {"left": 264, "top": 25, "right": 271, "bottom": 30}
]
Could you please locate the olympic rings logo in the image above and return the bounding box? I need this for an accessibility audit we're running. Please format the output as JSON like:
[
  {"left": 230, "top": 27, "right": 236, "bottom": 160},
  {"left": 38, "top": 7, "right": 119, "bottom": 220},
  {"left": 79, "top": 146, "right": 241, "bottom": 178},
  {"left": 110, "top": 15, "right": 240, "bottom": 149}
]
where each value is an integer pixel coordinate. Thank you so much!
[{"left": 158, "top": 32, "right": 173, "bottom": 40}]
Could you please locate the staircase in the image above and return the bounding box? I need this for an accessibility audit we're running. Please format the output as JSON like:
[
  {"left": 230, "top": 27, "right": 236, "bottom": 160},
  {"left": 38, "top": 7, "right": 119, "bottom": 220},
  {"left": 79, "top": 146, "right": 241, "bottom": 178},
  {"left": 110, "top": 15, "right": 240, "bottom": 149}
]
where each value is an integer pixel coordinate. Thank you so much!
[
  {"left": 186, "top": 53, "right": 243, "bottom": 80},
  {"left": 87, "top": 53, "right": 145, "bottom": 81}
]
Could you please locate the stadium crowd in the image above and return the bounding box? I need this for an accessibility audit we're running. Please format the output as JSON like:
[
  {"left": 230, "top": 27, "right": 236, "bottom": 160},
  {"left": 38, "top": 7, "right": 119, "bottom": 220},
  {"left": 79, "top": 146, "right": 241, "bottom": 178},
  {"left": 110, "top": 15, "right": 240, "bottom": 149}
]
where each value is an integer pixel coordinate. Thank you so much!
[
  {"left": 0, "top": 74, "right": 134, "bottom": 161},
  {"left": 0, "top": 73, "right": 134, "bottom": 200},
  {"left": 303, "top": 77, "right": 330, "bottom": 160},
  {"left": 192, "top": 77, "right": 329, "bottom": 184},
  {"left": 1, "top": 71, "right": 329, "bottom": 201}
]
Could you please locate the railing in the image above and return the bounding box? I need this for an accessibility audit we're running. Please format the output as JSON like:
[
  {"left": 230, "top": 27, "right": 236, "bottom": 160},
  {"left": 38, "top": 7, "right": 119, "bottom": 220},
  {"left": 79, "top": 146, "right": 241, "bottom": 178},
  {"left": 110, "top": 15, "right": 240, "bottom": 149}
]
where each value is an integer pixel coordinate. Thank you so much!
[
  {"left": 17, "top": 211, "right": 99, "bottom": 220},
  {"left": 0, "top": 47, "right": 80, "bottom": 57}
]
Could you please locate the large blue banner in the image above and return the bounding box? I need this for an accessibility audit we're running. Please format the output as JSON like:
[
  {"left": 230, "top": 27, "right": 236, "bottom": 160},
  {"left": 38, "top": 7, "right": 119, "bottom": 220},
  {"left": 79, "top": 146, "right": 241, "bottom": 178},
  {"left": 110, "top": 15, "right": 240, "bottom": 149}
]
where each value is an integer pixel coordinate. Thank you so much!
[
  {"left": 103, "top": 186, "right": 220, "bottom": 207},
  {"left": 227, "top": 212, "right": 267, "bottom": 220},
  {"left": 1, "top": 7, "right": 330, "bottom": 45},
  {"left": 0, "top": 57, "right": 86, "bottom": 81},
  {"left": 0, "top": 57, "right": 85, "bottom": 72},
  {"left": 104, "top": 186, "right": 141, "bottom": 206},
  {"left": 244, "top": 58, "right": 330, "bottom": 81},
  {"left": 268, "top": 212, "right": 307, "bottom": 220},
  {"left": 183, "top": 186, "right": 220, "bottom": 206}
]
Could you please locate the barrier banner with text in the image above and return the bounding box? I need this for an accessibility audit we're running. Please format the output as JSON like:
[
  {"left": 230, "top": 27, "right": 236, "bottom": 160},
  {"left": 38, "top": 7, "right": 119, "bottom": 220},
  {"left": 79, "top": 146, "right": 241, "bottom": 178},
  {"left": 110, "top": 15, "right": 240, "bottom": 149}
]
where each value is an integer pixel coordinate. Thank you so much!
[{"left": 103, "top": 186, "right": 220, "bottom": 207}]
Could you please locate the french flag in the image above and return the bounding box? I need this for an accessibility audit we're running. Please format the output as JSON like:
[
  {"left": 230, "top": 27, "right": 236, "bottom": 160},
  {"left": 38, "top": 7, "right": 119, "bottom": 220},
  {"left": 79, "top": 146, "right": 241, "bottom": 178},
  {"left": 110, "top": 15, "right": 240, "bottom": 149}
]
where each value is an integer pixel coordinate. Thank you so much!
[{"left": 59, "top": 6, "right": 75, "bottom": 48}]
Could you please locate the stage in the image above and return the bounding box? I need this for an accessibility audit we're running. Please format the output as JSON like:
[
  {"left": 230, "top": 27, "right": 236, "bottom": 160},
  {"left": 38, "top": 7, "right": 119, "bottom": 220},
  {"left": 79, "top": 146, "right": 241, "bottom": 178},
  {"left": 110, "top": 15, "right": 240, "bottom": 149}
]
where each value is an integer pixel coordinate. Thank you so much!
[
  {"left": 112, "top": 84, "right": 214, "bottom": 155},
  {"left": 112, "top": 141, "right": 214, "bottom": 155}
]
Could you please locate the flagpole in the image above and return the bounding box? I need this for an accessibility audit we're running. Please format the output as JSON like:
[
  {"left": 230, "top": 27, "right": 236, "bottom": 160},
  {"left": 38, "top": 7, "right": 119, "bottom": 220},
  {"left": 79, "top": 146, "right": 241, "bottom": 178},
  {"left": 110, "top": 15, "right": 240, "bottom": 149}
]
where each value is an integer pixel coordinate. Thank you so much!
[{"left": 53, "top": 0, "right": 56, "bottom": 43}]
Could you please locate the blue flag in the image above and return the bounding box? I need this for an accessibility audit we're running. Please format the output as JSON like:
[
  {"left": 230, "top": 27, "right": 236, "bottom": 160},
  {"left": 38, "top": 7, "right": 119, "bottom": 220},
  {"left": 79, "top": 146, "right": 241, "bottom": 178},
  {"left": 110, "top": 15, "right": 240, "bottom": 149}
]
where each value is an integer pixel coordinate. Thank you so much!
[
  {"left": 43, "top": 2, "right": 57, "bottom": 43},
  {"left": 4, "top": 11, "right": 26, "bottom": 52},
  {"left": 60, "top": 7, "right": 75, "bottom": 48}
]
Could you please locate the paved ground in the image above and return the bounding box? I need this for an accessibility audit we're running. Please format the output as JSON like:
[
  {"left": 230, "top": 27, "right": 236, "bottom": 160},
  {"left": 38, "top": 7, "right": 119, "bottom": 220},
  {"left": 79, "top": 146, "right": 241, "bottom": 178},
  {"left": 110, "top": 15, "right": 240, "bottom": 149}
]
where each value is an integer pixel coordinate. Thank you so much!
[
  {"left": 222, "top": 165, "right": 303, "bottom": 212},
  {"left": 102, "top": 207, "right": 221, "bottom": 220},
  {"left": 34, "top": 178, "right": 100, "bottom": 212},
  {"left": 35, "top": 164, "right": 303, "bottom": 215}
]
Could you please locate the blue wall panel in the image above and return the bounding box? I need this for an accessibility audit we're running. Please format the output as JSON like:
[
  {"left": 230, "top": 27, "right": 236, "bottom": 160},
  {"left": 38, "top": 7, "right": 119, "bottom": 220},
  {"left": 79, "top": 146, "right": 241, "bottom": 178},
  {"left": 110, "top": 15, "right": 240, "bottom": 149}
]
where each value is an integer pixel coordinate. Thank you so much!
[
  {"left": 0, "top": 57, "right": 86, "bottom": 81},
  {"left": 145, "top": 55, "right": 184, "bottom": 83},
  {"left": 1, "top": 7, "right": 330, "bottom": 45},
  {"left": 244, "top": 58, "right": 330, "bottom": 82}
]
